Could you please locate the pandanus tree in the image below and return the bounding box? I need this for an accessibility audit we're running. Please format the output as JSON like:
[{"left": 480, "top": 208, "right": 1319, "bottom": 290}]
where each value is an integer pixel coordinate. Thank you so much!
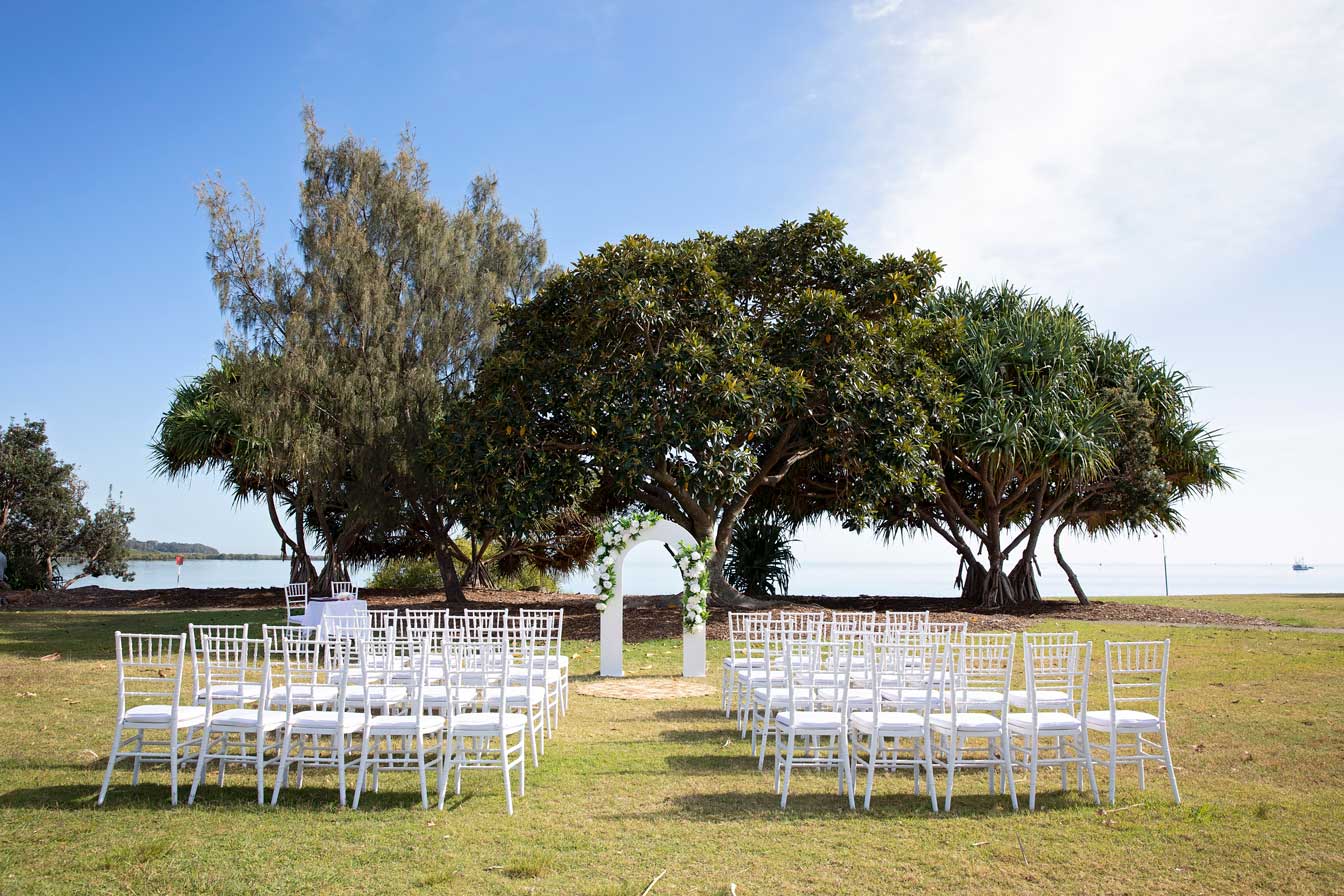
[
  {"left": 151, "top": 359, "right": 319, "bottom": 585},
  {"left": 1049, "top": 346, "right": 1236, "bottom": 603},
  {"left": 876, "top": 282, "right": 1231, "bottom": 610},
  {"left": 472, "top": 211, "right": 956, "bottom": 606},
  {"left": 191, "top": 106, "right": 550, "bottom": 596}
]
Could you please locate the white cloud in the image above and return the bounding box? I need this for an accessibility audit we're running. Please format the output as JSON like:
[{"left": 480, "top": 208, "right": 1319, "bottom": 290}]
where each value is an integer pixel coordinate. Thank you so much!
[
  {"left": 833, "top": 1, "right": 1344, "bottom": 305},
  {"left": 851, "top": 1, "right": 904, "bottom": 22}
]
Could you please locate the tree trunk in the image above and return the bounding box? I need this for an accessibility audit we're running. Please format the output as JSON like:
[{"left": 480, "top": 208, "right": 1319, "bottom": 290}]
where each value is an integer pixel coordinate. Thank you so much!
[
  {"left": 959, "top": 555, "right": 1041, "bottom": 610},
  {"left": 433, "top": 544, "right": 466, "bottom": 604},
  {"left": 460, "top": 533, "right": 495, "bottom": 589},
  {"left": 706, "top": 530, "right": 773, "bottom": 610},
  {"left": 1053, "top": 523, "right": 1089, "bottom": 605}
]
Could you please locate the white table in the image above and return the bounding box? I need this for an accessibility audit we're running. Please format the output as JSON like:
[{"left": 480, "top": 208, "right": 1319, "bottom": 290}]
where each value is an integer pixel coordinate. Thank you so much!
[{"left": 297, "top": 598, "right": 368, "bottom": 632}]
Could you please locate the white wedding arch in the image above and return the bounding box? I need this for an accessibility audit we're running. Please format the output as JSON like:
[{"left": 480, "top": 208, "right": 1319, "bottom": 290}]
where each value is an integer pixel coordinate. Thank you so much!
[{"left": 594, "top": 512, "right": 711, "bottom": 678}]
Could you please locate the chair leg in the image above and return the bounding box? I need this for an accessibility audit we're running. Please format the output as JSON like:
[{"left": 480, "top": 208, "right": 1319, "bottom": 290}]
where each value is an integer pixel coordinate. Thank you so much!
[
  {"left": 944, "top": 736, "right": 958, "bottom": 813},
  {"left": 1108, "top": 730, "right": 1118, "bottom": 806},
  {"left": 188, "top": 727, "right": 211, "bottom": 805},
  {"left": 98, "top": 725, "right": 123, "bottom": 806},
  {"left": 338, "top": 735, "right": 350, "bottom": 808},
  {"left": 1161, "top": 727, "right": 1181, "bottom": 804},
  {"left": 1027, "top": 735, "right": 1039, "bottom": 811},
  {"left": 863, "top": 731, "right": 877, "bottom": 810},
  {"left": 352, "top": 735, "right": 373, "bottom": 809},
  {"left": 780, "top": 730, "right": 797, "bottom": 809},
  {"left": 416, "top": 734, "right": 429, "bottom": 810},
  {"left": 1002, "top": 733, "right": 1019, "bottom": 811},
  {"left": 841, "top": 732, "right": 854, "bottom": 810},
  {"left": 502, "top": 737, "right": 515, "bottom": 816},
  {"left": 1081, "top": 728, "right": 1100, "bottom": 805},
  {"left": 254, "top": 733, "right": 266, "bottom": 805},
  {"left": 169, "top": 729, "right": 180, "bottom": 806},
  {"left": 272, "top": 729, "right": 292, "bottom": 806},
  {"left": 1137, "top": 733, "right": 1147, "bottom": 790},
  {"left": 924, "top": 735, "right": 938, "bottom": 813}
]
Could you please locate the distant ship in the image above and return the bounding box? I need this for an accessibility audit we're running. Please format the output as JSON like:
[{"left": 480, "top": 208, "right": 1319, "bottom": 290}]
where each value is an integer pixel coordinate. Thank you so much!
[{"left": 1292, "top": 557, "right": 1313, "bottom": 571}]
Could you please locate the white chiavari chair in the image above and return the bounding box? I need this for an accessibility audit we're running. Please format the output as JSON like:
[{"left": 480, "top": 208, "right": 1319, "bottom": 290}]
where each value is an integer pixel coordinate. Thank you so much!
[
  {"left": 520, "top": 608, "right": 568, "bottom": 716},
  {"left": 188, "top": 636, "right": 286, "bottom": 805},
  {"left": 271, "top": 631, "right": 363, "bottom": 806},
  {"left": 850, "top": 634, "right": 940, "bottom": 811},
  {"left": 352, "top": 636, "right": 448, "bottom": 810},
  {"left": 484, "top": 617, "right": 545, "bottom": 765},
  {"left": 511, "top": 613, "right": 563, "bottom": 733},
  {"left": 773, "top": 635, "right": 857, "bottom": 809},
  {"left": 262, "top": 625, "right": 335, "bottom": 710},
  {"left": 98, "top": 632, "right": 205, "bottom": 806},
  {"left": 330, "top": 580, "right": 358, "bottom": 600},
  {"left": 1085, "top": 640, "right": 1181, "bottom": 805},
  {"left": 285, "top": 582, "right": 309, "bottom": 624},
  {"left": 187, "top": 623, "right": 252, "bottom": 706},
  {"left": 441, "top": 627, "right": 529, "bottom": 814},
  {"left": 1008, "top": 640, "right": 1099, "bottom": 809},
  {"left": 1009, "top": 631, "right": 1080, "bottom": 710},
  {"left": 722, "top": 611, "right": 766, "bottom": 717},
  {"left": 929, "top": 637, "right": 1018, "bottom": 811},
  {"left": 747, "top": 616, "right": 791, "bottom": 761}
]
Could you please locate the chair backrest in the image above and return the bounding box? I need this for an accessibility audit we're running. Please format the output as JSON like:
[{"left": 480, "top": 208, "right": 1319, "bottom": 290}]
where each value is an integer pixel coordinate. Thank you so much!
[
  {"left": 278, "top": 627, "right": 344, "bottom": 716},
  {"left": 519, "top": 608, "right": 564, "bottom": 662},
  {"left": 284, "top": 582, "right": 308, "bottom": 617},
  {"left": 464, "top": 608, "right": 508, "bottom": 628},
  {"left": 201, "top": 635, "right": 272, "bottom": 716},
  {"left": 885, "top": 610, "right": 931, "bottom": 630},
  {"left": 945, "top": 636, "right": 1014, "bottom": 718},
  {"left": 1023, "top": 639, "right": 1090, "bottom": 717},
  {"left": 404, "top": 609, "right": 447, "bottom": 639},
  {"left": 367, "top": 608, "right": 400, "bottom": 631},
  {"left": 783, "top": 636, "right": 854, "bottom": 717},
  {"left": 330, "top": 580, "right": 358, "bottom": 599},
  {"left": 1023, "top": 630, "right": 1079, "bottom": 650},
  {"left": 188, "top": 623, "right": 249, "bottom": 696},
  {"left": 113, "top": 632, "right": 189, "bottom": 716},
  {"left": 355, "top": 632, "right": 401, "bottom": 715},
  {"left": 868, "top": 635, "right": 941, "bottom": 713},
  {"left": 925, "top": 621, "right": 969, "bottom": 646},
  {"left": 1103, "top": 640, "right": 1172, "bottom": 722}
]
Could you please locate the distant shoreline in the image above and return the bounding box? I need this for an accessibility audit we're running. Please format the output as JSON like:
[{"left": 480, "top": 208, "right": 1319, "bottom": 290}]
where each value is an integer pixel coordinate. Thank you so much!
[{"left": 123, "top": 552, "right": 284, "bottom": 562}]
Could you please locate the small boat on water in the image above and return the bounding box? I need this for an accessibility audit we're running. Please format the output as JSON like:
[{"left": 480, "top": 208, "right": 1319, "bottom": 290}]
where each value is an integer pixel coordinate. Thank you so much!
[{"left": 1292, "top": 557, "right": 1313, "bottom": 571}]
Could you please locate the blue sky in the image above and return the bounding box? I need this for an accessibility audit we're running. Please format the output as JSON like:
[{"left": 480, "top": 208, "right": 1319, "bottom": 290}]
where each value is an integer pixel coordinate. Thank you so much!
[{"left": 2, "top": 1, "right": 1342, "bottom": 573}]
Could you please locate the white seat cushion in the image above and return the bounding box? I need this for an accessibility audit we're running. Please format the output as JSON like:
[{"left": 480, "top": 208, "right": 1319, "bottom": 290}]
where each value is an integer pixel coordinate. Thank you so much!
[
  {"left": 366, "top": 714, "right": 446, "bottom": 736},
  {"left": 419, "top": 686, "right": 480, "bottom": 706},
  {"left": 451, "top": 711, "right": 528, "bottom": 734},
  {"left": 775, "top": 710, "right": 845, "bottom": 731},
  {"left": 1008, "top": 688, "right": 1070, "bottom": 708},
  {"left": 196, "top": 683, "right": 263, "bottom": 703},
  {"left": 880, "top": 687, "right": 938, "bottom": 709},
  {"left": 208, "top": 708, "right": 287, "bottom": 731},
  {"left": 345, "top": 685, "right": 409, "bottom": 705},
  {"left": 483, "top": 685, "right": 547, "bottom": 708},
  {"left": 1007, "top": 711, "right": 1082, "bottom": 733},
  {"left": 850, "top": 710, "right": 926, "bottom": 734},
  {"left": 1085, "top": 709, "right": 1161, "bottom": 731},
  {"left": 122, "top": 704, "right": 207, "bottom": 728},
  {"left": 750, "top": 688, "right": 790, "bottom": 706},
  {"left": 956, "top": 689, "right": 1007, "bottom": 708},
  {"left": 929, "top": 711, "right": 1004, "bottom": 733},
  {"left": 270, "top": 684, "right": 339, "bottom": 706},
  {"left": 287, "top": 709, "right": 366, "bottom": 734}
]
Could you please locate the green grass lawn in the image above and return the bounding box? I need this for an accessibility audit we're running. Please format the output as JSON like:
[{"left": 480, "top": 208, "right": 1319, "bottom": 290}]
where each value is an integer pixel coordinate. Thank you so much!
[
  {"left": 1101, "top": 594, "right": 1344, "bottom": 628},
  {"left": 0, "top": 608, "right": 1341, "bottom": 895}
]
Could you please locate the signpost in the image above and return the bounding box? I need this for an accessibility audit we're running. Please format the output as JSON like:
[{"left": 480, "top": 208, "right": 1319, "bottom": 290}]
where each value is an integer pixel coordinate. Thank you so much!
[{"left": 175, "top": 555, "right": 183, "bottom": 585}]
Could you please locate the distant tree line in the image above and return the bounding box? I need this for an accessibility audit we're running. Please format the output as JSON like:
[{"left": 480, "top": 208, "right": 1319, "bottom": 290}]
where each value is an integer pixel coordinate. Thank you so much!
[{"left": 151, "top": 108, "right": 1233, "bottom": 610}]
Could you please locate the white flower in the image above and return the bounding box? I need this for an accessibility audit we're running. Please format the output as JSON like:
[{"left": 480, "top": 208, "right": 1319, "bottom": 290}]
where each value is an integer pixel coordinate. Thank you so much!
[
  {"left": 691, "top": 563, "right": 704, "bottom": 575},
  {"left": 690, "top": 551, "right": 700, "bottom": 561}
]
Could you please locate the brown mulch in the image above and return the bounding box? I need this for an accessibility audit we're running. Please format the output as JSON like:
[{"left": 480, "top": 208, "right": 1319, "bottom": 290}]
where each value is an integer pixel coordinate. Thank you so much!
[{"left": 1, "top": 585, "right": 1280, "bottom": 638}]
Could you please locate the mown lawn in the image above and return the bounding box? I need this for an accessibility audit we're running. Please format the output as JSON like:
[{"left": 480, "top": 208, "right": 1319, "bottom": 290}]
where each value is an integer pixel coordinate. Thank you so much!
[
  {"left": 0, "top": 608, "right": 1341, "bottom": 895},
  {"left": 1101, "top": 594, "right": 1344, "bottom": 628}
]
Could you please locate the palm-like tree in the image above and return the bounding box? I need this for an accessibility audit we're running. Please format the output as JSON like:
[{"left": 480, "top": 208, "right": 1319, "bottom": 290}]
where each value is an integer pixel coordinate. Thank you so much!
[{"left": 150, "top": 359, "right": 318, "bottom": 585}]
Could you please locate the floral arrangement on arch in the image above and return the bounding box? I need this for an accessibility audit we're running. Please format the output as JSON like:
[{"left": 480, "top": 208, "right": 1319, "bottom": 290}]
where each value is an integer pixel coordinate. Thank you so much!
[{"left": 593, "top": 511, "right": 715, "bottom": 631}]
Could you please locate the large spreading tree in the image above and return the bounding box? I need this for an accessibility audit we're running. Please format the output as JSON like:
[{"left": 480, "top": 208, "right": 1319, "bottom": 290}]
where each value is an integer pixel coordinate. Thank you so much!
[
  {"left": 473, "top": 211, "right": 957, "bottom": 605},
  {"left": 874, "top": 282, "right": 1232, "bottom": 609}
]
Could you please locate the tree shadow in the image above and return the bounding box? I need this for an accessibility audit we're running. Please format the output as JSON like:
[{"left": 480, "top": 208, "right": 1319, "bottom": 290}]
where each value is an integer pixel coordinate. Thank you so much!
[{"left": 651, "top": 708, "right": 723, "bottom": 722}]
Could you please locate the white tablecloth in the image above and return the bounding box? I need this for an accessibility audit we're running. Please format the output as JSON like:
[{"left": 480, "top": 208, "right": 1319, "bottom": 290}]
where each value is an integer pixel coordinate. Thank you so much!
[{"left": 298, "top": 598, "right": 368, "bottom": 631}]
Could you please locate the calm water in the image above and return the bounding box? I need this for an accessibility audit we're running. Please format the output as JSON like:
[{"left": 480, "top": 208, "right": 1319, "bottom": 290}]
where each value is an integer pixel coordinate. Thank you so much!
[{"left": 63, "top": 558, "right": 1343, "bottom": 598}]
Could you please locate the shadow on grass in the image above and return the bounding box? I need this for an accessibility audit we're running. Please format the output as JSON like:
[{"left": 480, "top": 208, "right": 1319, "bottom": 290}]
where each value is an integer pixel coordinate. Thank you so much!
[
  {"left": 0, "top": 781, "right": 488, "bottom": 813},
  {"left": 606, "top": 787, "right": 1045, "bottom": 821},
  {"left": 651, "top": 708, "right": 724, "bottom": 722}
]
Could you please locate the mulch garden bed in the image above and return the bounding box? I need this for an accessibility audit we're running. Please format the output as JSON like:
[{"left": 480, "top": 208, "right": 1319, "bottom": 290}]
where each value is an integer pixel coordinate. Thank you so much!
[{"left": 1, "top": 585, "right": 1279, "bottom": 637}]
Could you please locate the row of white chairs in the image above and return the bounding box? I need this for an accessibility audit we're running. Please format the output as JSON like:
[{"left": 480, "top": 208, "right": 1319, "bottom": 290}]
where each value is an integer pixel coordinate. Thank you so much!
[
  {"left": 722, "top": 612, "right": 1180, "bottom": 810},
  {"left": 97, "top": 609, "right": 567, "bottom": 814}
]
